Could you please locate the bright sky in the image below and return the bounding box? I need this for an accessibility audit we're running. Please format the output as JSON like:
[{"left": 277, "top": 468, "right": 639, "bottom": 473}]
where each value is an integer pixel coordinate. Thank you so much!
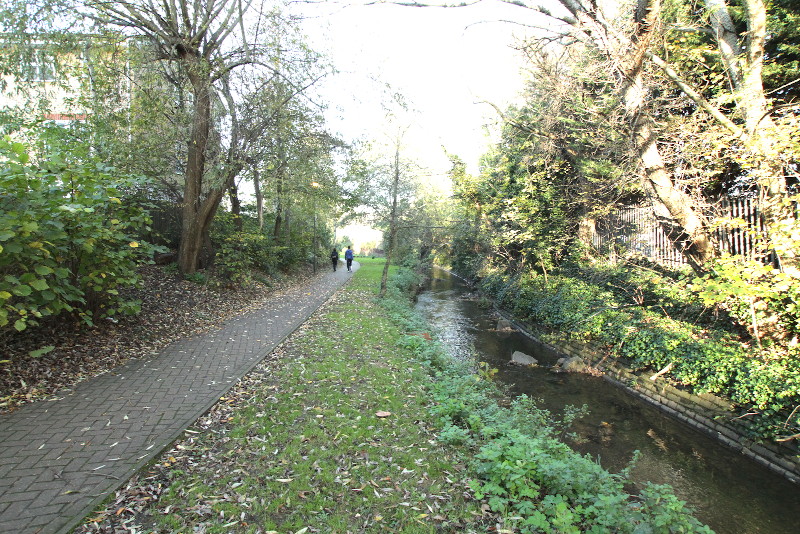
[
  {"left": 288, "top": 0, "right": 565, "bottom": 250},
  {"left": 291, "top": 0, "right": 561, "bottom": 182}
]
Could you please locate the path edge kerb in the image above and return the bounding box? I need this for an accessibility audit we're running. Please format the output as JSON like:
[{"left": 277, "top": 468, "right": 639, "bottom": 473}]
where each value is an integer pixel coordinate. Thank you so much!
[{"left": 58, "top": 272, "right": 355, "bottom": 534}]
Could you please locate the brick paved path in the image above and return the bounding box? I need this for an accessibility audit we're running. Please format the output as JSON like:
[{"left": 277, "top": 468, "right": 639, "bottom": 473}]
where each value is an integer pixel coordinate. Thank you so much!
[{"left": 0, "top": 264, "right": 357, "bottom": 534}]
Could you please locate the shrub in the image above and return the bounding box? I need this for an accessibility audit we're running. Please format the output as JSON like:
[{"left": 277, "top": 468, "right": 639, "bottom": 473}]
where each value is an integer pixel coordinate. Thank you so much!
[
  {"left": 378, "top": 269, "right": 712, "bottom": 533},
  {"left": 214, "top": 232, "right": 284, "bottom": 283},
  {"left": 689, "top": 203, "right": 800, "bottom": 349},
  {"left": 209, "top": 213, "right": 287, "bottom": 283},
  {"left": 0, "top": 137, "right": 159, "bottom": 335}
]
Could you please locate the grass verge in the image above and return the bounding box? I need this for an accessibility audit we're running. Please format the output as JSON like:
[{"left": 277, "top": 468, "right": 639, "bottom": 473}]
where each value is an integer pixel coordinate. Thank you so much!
[
  {"left": 79, "top": 258, "right": 711, "bottom": 533},
  {"left": 78, "top": 258, "right": 485, "bottom": 533}
]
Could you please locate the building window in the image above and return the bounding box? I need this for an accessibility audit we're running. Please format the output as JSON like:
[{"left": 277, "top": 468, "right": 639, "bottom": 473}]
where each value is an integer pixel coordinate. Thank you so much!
[{"left": 22, "top": 50, "right": 56, "bottom": 82}]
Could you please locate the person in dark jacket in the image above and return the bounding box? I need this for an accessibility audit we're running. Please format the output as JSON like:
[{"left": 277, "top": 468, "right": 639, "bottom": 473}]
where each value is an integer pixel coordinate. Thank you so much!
[
  {"left": 345, "top": 245, "right": 354, "bottom": 272},
  {"left": 330, "top": 248, "right": 339, "bottom": 272}
]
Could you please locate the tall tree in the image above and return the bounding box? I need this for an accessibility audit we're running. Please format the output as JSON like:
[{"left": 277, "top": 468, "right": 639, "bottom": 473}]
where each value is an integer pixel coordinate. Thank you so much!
[
  {"left": 478, "top": 43, "right": 644, "bottom": 271},
  {"left": 484, "top": 0, "right": 798, "bottom": 270},
  {"left": 526, "top": 0, "right": 718, "bottom": 269},
  {"left": 678, "top": 0, "right": 797, "bottom": 269},
  {"left": 87, "top": 0, "right": 293, "bottom": 273},
  {"left": 379, "top": 141, "right": 401, "bottom": 297}
]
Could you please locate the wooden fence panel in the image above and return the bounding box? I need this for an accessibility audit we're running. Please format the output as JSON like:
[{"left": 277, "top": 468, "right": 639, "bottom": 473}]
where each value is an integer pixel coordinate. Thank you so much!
[{"left": 145, "top": 205, "right": 181, "bottom": 248}]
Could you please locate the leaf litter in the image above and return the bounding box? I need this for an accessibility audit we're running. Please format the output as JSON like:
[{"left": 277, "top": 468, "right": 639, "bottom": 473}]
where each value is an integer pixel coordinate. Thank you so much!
[
  {"left": 74, "top": 277, "right": 486, "bottom": 533},
  {"left": 1, "top": 265, "right": 312, "bottom": 412}
]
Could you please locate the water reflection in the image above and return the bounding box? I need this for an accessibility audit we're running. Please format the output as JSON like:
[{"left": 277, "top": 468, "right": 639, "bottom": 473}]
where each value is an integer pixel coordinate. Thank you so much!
[{"left": 416, "top": 270, "right": 800, "bottom": 534}]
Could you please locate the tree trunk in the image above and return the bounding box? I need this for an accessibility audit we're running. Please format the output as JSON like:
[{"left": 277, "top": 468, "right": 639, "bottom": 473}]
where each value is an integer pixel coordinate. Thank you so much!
[
  {"left": 178, "top": 214, "right": 204, "bottom": 274},
  {"left": 634, "top": 112, "right": 715, "bottom": 270},
  {"left": 733, "top": 0, "right": 788, "bottom": 215},
  {"left": 273, "top": 206, "right": 283, "bottom": 241},
  {"left": 199, "top": 193, "right": 225, "bottom": 268},
  {"left": 178, "top": 68, "right": 212, "bottom": 274},
  {"left": 704, "top": 0, "right": 791, "bottom": 268},
  {"left": 177, "top": 65, "right": 245, "bottom": 274},
  {"left": 228, "top": 181, "right": 243, "bottom": 232},
  {"left": 622, "top": 2, "right": 716, "bottom": 271},
  {"left": 254, "top": 167, "right": 264, "bottom": 231},
  {"left": 92, "top": 0, "right": 270, "bottom": 276},
  {"left": 272, "top": 164, "right": 285, "bottom": 241},
  {"left": 380, "top": 145, "right": 401, "bottom": 298},
  {"left": 576, "top": 215, "right": 596, "bottom": 249},
  {"left": 705, "top": 0, "right": 743, "bottom": 91}
]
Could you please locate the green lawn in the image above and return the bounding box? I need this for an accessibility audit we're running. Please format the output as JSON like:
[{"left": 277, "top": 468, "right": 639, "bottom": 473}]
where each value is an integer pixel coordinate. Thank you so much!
[{"left": 82, "top": 259, "right": 484, "bottom": 533}]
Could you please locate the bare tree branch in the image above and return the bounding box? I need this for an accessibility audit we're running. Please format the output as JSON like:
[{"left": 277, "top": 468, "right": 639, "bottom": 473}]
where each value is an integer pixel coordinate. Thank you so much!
[{"left": 645, "top": 50, "right": 743, "bottom": 137}]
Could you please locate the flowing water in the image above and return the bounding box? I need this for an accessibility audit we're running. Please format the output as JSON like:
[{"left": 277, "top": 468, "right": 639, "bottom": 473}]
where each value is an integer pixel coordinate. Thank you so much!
[{"left": 415, "top": 270, "right": 800, "bottom": 534}]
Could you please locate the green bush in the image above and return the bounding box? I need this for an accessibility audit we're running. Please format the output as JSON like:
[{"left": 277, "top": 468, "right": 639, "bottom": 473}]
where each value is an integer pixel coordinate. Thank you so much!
[
  {"left": 690, "top": 205, "right": 800, "bottom": 348},
  {"left": 462, "top": 395, "right": 710, "bottom": 533},
  {"left": 209, "top": 213, "right": 288, "bottom": 283},
  {"left": 214, "top": 232, "right": 285, "bottom": 283},
  {"left": 0, "top": 137, "right": 159, "bottom": 335},
  {"left": 477, "top": 263, "right": 800, "bottom": 441},
  {"left": 379, "top": 270, "right": 712, "bottom": 533},
  {"left": 482, "top": 269, "right": 627, "bottom": 339}
]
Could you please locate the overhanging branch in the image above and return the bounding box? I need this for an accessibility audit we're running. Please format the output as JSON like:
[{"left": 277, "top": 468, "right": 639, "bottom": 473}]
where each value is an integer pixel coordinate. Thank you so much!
[{"left": 645, "top": 50, "right": 743, "bottom": 137}]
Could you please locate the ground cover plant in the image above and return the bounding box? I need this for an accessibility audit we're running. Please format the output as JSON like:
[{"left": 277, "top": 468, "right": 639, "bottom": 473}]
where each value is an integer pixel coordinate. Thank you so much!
[
  {"left": 77, "top": 258, "right": 485, "bottom": 533},
  {"left": 477, "top": 261, "right": 800, "bottom": 443},
  {"left": 78, "top": 258, "right": 710, "bottom": 533},
  {"left": 382, "top": 263, "right": 711, "bottom": 534}
]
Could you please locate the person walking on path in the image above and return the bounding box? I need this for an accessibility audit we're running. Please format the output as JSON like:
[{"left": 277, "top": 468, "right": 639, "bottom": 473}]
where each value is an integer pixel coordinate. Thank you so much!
[
  {"left": 330, "top": 248, "right": 339, "bottom": 272},
  {"left": 345, "top": 245, "right": 354, "bottom": 272}
]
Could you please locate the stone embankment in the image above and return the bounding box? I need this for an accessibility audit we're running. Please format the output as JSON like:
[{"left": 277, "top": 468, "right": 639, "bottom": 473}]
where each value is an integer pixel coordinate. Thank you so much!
[{"left": 497, "top": 311, "right": 800, "bottom": 485}]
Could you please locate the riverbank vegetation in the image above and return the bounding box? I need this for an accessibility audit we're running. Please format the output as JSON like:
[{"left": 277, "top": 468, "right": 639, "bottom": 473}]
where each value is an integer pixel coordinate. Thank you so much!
[
  {"left": 441, "top": 1, "right": 800, "bottom": 447},
  {"left": 1, "top": 0, "right": 798, "bottom": 524},
  {"left": 474, "top": 262, "right": 797, "bottom": 441},
  {"left": 79, "top": 259, "right": 711, "bottom": 533}
]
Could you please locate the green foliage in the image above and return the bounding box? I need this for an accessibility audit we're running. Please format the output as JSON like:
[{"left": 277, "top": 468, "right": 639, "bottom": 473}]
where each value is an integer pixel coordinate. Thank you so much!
[
  {"left": 440, "top": 0, "right": 800, "bottom": 447},
  {"left": 461, "top": 391, "right": 711, "bottom": 533},
  {"left": 689, "top": 202, "right": 800, "bottom": 349},
  {"left": 0, "top": 137, "right": 158, "bottom": 334},
  {"left": 763, "top": 0, "right": 800, "bottom": 102},
  {"left": 444, "top": 46, "right": 641, "bottom": 281},
  {"left": 383, "top": 258, "right": 420, "bottom": 296},
  {"left": 660, "top": 0, "right": 800, "bottom": 104},
  {"left": 208, "top": 213, "right": 289, "bottom": 283},
  {"left": 181, "top": 271, "right": 206, "bottom": 285},
  {"left": 477, "top": 260, "right": 800, "bottom": 442},
  {"left": 215, "top": 231, "right": 283, "bottom": 283},
  {"left": 680, "top": 205, "right": 800, "bottom": 438},
  {"left": 378, "top": 270, "right": 711, "bottom": 533}
]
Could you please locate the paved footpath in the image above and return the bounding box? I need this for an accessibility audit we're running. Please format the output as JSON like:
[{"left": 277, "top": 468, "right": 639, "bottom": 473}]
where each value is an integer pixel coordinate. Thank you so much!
[{"left": 0, "top": 264, "right": 357, "bottom": 534}]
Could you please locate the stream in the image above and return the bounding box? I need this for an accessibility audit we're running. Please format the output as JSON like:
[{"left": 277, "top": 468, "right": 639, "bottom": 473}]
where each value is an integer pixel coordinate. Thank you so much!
[{"left": 415, "top": 269, "right": 800, "bottom": 534}]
